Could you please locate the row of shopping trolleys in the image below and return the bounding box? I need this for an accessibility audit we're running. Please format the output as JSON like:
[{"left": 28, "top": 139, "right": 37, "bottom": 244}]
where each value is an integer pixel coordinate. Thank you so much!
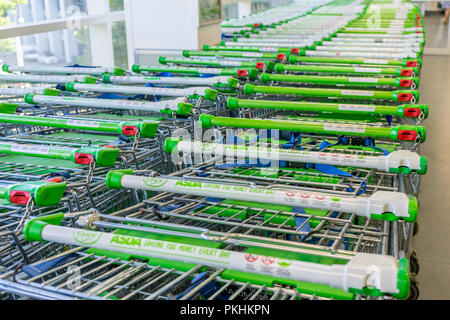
[{"left": 0, "top": 0, "right": 426, "bottom": 300}]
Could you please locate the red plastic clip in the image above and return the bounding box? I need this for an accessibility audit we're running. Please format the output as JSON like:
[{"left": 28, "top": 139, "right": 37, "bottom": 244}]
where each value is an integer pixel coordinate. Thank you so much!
[
  {"left": 397, "top": 130, "right": 418, "bottom": 141},
  {"left": 122, "top": 125, "right": 138, "bottom": 136},
  {"left": 74, "top": 153, "right": 93, "bottom": 165},
  {"left": 9, "top": 190, "right": 31, "bottom": 205},
  {"left": 403, "top": 108, "right": 421, "bottom": 117},
  {"left": 276, "top": 54, "right": 286, "bottom": 60},
  {"left": 237, "top": 69, "right": 248, "bottom": 77},
  {"left": 46, "top": 177, "right": 63, "bottom": 183},
  {"left": 253, "top": 23, "right": 260, "bottom": 28},
  {"left": 397, "top": 93, "right": 413, "bottom": 102},
  {"left": 255, "top": 62, "right": 266, "bottom": 69},
  {"left": 406, "top": 61, "right": 418, "bottom": 67},
  {"left": 399, "top": 79, "right": 413, "bottom": 87},
  {"left": 291, "top": 48, "right": 300, "bottom": 54},
  {"left": 400, "top": 69, "right": 413, "bottom": 77}
]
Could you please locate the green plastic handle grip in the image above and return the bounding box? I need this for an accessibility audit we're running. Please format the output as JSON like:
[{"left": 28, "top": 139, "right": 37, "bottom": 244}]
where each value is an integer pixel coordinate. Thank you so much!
[
  {"left": 0, "top": 180, "right": 66, "bottom": 207},
  {"left": 0, "top": 114, "right": 159, "bottom": 138},
  {"left": 199, "top": 114, "right": 426, "bottom": 142},
  {"left": 0, "top": 142, "right": 119, "bottom": 167}
]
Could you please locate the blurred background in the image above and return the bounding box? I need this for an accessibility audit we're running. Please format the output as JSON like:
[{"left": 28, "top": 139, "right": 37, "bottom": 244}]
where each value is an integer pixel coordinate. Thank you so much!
[{"left": 0, "top": 0, "right": 447, "bottom": 71}]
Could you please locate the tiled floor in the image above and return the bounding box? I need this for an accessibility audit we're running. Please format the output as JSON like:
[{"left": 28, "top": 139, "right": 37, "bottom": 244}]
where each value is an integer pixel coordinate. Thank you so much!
[{"left": 413, "top": 27, "right": 450, "bottom": 298}]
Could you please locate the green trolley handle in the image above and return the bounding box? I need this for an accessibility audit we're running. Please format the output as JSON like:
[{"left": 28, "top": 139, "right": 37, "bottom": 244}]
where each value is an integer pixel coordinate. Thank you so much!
[
  {"left": 0, "top": 180, "right": 66, "bottom": 207},
  {"left": 0, "top": 142, "right": 119, "bottom": 167},
  {"left": 277, "top": 62, "right": 418, "bottom": 77},
  {"left": 226, "top": 97, "right": 428, "bottom": 119},
  {"left": 22, "top": 212, "right": 410, "bottom": 298},
  {"left": 199, "top": 114, "right": 426, "bottom": 143},
  {"left": 260, "top": 73, "right": 419, "bottom": 89},
  {"left": 159, "top": 56, "right": 275, "bottom": 72},
  {"left": 202, "top": 44, "right": 293, "bottom": 54},
  {"left": 0, "top": 114, "right": 159, "bottom": 138},
  {"left": 132, "top": 64, "right": 259, "bottom": 80},
  {"left": 182, "top": 50, "right": 288, "bottom": 61},
  {"left": 243, "top": 84, "right": 420, "bottom": 103}
]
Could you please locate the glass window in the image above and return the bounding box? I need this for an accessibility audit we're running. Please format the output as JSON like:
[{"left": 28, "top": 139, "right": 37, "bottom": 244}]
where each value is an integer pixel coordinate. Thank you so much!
[
  {"left": 0, "top": 26, "right": 92, "bottom": 67},
  {"left": 109, "top": 0, "right": 124, "bottom": 11},
  {"left": 112, "top": 20, "right": 128, "bottom": 69},
  {"left": 199, "top": 0, "right": 221, "bottom": 25},
  {"left": 222, "top": 3, "right": 239, "bottom": 20}
]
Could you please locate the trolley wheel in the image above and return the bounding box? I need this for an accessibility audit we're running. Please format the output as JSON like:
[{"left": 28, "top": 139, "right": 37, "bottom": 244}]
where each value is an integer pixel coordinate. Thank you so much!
[
  {"left": 407, "top": 278, "right": 420, "bottom": 300},
  {"left": 413, "top": 222, "right": 419, "bottom": 236},
  {"left": 410, "top": 251, "right": 420, "bottom": 275}
]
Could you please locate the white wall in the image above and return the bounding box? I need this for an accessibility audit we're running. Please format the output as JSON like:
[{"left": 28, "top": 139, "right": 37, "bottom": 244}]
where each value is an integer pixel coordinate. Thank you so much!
[{"left": 125, "top": 0, "right": 222, "bottom": 67}]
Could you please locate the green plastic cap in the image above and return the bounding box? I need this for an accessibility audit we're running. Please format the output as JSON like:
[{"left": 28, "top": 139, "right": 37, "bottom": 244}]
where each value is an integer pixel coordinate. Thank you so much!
[
  {"left": 227, "top": 77, "right": 239, "bottom": 89},
  {"left": 243, "top": 83, "right": 254, "bottom": 95},
  {"left": 275, "top": 63, "right": 285, "bottom": 73},
  {"left": 418, "top": 156, "right": 427, "bottom": 175},
  {"left": 158, "top": 56, "right": 167, "bottom": 65},
  {"left": 84, "top": 76, "right": 97, "bottom": 84},
  {"left": 0, "top": 103, "right": 18, "bottom": 114},
  {"left": 91, "top": 147, "right": 120, "bottom": 167},
  {"left": 405, "top": 196, "right": 419, "bottom": 223},
  {"left": 139, "top": 121, "right": 159, "bottom": 138},
  {"left": 102, "top": 74, "right": 111, "bottom": 83},
  {"left": 24, "top": 93, "right": 37, "bottom": 105},
  {"left": 37, "top": 182, "right": 67, "bottom": 207},
  {"left": 132, "top": 64, "right": 141, "bottom": 73},
  {"left": 247, "top": 68, "right": 259, "bottom": 80},
  {"left": 226, "top": 97, "right": 239, "bottom": 110},
  {"left": 393, "top": 258, "right": 410, "bottom": 299},
  {"left": 176, "top": 102, "right": 193, "bottom": 116},
  {"left": 260, "top": 73, "right": 271, "bottom": 84},
  {"left": 182, "top": 50, "right": 190, "bottom": 57},
  {"left": 199, "top": 114, "right": 213, "bottom": 128},
  {"left": 113, "top": 68, "right": 125, "bottom": 76},
  {"left": 23, "top": 212, "right": 66, "bottom": 242},
  {"left": 65, "top": 82, "right": 77, "bottom": 92},
  {"left": 23, "top": 219, "right": 47, "bottom": 242},
  {"left": 265, "top": 61, "right": 275, "bottom": 72},
  {"left": 204, "top": 88, "right": 219, "bottom": 101},
  {"left": 105, "top": 169, "right": 134, "bottom": 189},
  {"left": 203, "top": 45, "right": 210, "bottom": 51},
  {"left": 43, "top": 88, "right": 60, "bottom": 96},
  {"left": 2, "top": 64, "right": 10, "bottom": 73},
  {"left": 163, "top": 137, "right": 182, "bottom": 154}
]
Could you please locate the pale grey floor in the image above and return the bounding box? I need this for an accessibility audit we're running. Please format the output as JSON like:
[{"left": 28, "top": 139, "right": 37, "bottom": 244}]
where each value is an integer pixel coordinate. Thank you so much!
[{"left": 413, "top": 53, "right": 450, "bottom": 299}]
